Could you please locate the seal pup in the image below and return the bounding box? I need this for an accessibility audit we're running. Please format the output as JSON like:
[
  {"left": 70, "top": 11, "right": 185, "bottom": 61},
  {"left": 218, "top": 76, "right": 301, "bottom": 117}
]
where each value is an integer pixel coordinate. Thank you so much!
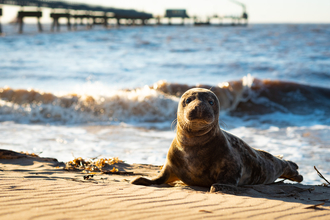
[{"left": 131, "top": 88, "right": 303, "bottom": 192}]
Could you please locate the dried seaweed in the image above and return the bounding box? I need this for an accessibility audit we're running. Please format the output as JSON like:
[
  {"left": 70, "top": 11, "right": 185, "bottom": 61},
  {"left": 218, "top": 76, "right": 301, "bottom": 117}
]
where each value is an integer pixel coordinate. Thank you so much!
[
  {"left": 83, "top": 175, "right": 94, "bottom": 180},
  {"left": 102, "top": 171, "right": 137, "bottom": 175},
  {"left": 314, "top": 166, "right": 330, "bottom": 186},
  {"left": 65, "top": 157, "right": 123, "bottom": 172}
]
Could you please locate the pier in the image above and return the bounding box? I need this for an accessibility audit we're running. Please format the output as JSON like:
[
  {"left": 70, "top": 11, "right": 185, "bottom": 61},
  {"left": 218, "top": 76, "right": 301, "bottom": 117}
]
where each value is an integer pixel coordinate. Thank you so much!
[
  {"left": 0, "top": 0, "right": 153, "bottom": 33},
  {"left": 0, "top": 0, "right": 248, "bottom": 34}
]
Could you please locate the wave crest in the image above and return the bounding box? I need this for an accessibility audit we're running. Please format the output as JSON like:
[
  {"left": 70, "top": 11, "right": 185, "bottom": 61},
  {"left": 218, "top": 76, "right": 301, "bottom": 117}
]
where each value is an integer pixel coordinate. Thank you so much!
[
  {"left": 0, "top": 86, "right": 179, "bottom": 124},
  {"left": 1, "top": 76, "right": 330, "bottom": 125}
]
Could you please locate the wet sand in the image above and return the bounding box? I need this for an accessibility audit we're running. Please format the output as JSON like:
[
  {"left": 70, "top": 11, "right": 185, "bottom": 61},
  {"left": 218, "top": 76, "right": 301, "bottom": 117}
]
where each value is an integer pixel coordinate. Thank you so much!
[{"left": 1, "top": 149, "right": 329, "bottom": 220}]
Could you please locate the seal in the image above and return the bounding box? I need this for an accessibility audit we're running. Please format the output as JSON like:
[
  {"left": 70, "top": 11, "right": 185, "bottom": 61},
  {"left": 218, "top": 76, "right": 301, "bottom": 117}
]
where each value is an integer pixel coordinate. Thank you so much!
[{"left": 131, "top": 88, "right": 303, "bottom": 192}]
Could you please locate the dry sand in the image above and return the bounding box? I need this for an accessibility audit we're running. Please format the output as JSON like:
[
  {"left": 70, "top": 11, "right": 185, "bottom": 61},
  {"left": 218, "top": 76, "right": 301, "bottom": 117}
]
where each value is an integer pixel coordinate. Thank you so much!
[{"left": 1, "top": 149, "right": 330, "bottom": 220}]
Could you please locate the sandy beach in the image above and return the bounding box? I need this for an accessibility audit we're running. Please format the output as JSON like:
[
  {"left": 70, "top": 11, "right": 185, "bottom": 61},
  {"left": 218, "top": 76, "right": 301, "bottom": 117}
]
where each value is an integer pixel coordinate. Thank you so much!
[{"left": 0, "top": 149, "right": 329, "bottom": 220}]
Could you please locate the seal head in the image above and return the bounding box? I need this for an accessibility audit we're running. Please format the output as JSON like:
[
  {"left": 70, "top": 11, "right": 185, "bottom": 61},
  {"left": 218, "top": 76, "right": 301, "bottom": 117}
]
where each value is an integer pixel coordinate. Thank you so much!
[{"left": 176, "top": 88, "right": 219, "bottom": 144}]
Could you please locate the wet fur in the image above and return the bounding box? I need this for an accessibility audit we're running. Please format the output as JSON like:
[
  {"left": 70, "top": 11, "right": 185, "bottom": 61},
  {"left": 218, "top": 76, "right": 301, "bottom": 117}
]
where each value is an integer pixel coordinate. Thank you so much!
[{"left": 131, "top": 88, "right": 303, "bottom": 192}]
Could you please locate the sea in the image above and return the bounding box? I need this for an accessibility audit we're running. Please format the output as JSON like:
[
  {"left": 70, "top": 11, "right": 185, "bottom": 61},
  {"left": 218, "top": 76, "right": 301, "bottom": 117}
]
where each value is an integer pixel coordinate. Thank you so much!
[{"left": 0, "top": 23, "right": 329, "bottom": 185}]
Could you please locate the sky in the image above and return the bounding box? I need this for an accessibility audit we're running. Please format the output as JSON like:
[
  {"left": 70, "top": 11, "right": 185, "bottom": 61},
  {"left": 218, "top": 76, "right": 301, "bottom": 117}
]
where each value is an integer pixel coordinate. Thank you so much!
[{"left": 0, "top": 0, "right": 329, "bottom": 23}]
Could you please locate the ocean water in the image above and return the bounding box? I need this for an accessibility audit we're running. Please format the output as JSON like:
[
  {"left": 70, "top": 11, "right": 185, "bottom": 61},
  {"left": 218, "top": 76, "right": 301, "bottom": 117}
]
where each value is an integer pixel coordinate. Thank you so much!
[{"left": 1, "top": 23, "right": 330, "bottom": 185}]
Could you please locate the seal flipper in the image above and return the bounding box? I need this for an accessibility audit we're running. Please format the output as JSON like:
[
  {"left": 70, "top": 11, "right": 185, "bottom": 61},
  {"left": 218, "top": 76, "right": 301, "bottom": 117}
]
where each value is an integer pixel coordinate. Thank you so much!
[
  {"left": 210, "top": 184, "right": 239, "bottom": 193},
  {"left": 279, "top": 160, "right": 303, "bottom": 183},
  {"left": 210, "top": 165, "right": 241, "bottom": 193},
  {"left": 131, "top": 166, "right": 178, "bottom": 186},
  {"left": 131, "top": 171, "right": 169, "bottom": 186}
]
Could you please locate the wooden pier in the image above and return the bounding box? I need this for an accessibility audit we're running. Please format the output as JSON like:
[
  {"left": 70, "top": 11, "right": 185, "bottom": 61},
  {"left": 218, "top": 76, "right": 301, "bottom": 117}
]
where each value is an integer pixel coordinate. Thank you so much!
[
  {"left": 0, "top": 0, "right": 248, "bottom": 34},
  {"left": 0, "top": 0, "right": 153, "bottom": 33}
]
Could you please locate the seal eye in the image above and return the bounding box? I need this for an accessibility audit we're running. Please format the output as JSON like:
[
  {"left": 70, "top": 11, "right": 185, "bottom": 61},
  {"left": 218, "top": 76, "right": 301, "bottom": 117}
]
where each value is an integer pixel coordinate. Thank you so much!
[
  {"left": 186, "top": 98, "right": 192, "bottom": 104},
  {"left": 209, "top": 101, "right": 214, "bottom": 105}
]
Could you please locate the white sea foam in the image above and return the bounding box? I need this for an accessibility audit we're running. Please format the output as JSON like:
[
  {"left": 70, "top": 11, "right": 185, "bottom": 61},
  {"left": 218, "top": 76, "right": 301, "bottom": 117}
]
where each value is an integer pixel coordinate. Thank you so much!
[
  {"left": 0, "top": 86, "right": 180, "bottom": 124},
  {"left": 0, "top": 121, "right": 174, "bottom": 165},
  {"left": 1, "top": 121, "right": 329, "bottom": 185},
  {"left": 242, "top": 73, "right": 254, "bottom": 88}
]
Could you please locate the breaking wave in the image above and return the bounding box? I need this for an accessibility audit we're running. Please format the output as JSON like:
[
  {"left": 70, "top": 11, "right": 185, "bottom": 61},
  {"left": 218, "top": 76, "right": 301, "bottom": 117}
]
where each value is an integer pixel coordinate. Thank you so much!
[{"left": 1, "top": 75, "right": 330, "bottom": 125}]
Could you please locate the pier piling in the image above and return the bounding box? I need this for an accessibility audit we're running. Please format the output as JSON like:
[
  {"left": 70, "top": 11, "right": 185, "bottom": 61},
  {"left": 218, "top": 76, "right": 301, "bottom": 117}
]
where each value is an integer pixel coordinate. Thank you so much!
[
  {"left": 17, "top": 11, "right": 43, "bottom": 33},
  {"left": 37, "top": 17, "right": 42, "bottom": 32},
  {"left": 91, "top": 13, "right": 110, "bottom": 28},
  {"left": 50, "top": 13, "right": 71, "bottom": 31},
  {"left": 116, "top": 18, "right": 121, "bottom": 26},
  {"left": 0, "top": 8, "right": 2, "bottom": 34},
  {"left": 104, "top": 16, "right": 108, "bottom": 28}
]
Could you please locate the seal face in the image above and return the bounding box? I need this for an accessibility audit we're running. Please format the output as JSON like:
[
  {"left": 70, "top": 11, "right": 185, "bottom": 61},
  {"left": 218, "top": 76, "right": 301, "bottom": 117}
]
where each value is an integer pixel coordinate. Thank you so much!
[
  {"left": 177, "top": 88, "right": 219, "bottom": 143},
  {"left": 131, "top": 88, "right": 303, "bottom": 192},
  {"left": 179, "top": 89, "right": 217, "bottom": 131}
]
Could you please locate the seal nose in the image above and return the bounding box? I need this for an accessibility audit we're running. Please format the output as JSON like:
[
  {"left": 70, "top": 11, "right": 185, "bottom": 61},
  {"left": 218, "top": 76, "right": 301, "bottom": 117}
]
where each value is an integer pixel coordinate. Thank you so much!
[{"left": 188, "top": 101, "right": 204, "bottom": 119}]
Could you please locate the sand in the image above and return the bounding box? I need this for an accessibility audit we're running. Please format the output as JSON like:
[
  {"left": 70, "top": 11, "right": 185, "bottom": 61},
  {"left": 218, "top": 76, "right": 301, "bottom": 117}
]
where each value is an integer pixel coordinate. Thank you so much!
[{"left": 1, "top": 149, "right": 330, "bottom": 220}]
